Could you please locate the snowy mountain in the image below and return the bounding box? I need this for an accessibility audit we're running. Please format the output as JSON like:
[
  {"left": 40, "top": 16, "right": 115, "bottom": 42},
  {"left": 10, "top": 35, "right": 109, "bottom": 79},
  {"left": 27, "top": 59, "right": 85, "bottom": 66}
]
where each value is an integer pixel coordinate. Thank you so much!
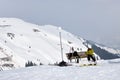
[
  {"left": 0, "top": 18, "right": 88, "bottom": 70},
  {"left": 0, "top": 18, "right": 120, "bottom": 70},
  {"left": 86, "top": 40, "right": 120, "bottom": 59}
]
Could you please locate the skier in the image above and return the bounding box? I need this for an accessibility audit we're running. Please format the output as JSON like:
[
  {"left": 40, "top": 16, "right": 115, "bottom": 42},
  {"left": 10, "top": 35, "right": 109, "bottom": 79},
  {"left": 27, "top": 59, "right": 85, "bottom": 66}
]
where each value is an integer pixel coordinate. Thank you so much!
[{"left": 85, "top": 48, "right": 97, "bottom": 65}]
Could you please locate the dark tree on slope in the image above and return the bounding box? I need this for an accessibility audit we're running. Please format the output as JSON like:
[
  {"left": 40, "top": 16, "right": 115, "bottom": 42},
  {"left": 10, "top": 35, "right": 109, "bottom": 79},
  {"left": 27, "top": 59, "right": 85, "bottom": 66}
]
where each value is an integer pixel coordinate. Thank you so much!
[{"left": 25, "top": 61, "right": 37, "bottom": 67}]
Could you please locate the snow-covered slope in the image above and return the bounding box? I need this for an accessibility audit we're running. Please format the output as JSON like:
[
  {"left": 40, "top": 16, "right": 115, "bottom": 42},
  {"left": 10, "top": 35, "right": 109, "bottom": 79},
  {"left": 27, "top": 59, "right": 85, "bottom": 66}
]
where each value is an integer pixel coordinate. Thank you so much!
[
  {"left": 0, "top": 18, "right": 87, "bottom": 69},
  {"left": 0, "top": 59, "right": 120, "bottom": 80},
  {"left": 0, "top": 18, "right": 120, "bottom": 71},
  {"left": 95, "top": 44, "right": 120, "bottom": 54},
  {"left": 86, "top": 40, "right": 120, "bottom": 59}
]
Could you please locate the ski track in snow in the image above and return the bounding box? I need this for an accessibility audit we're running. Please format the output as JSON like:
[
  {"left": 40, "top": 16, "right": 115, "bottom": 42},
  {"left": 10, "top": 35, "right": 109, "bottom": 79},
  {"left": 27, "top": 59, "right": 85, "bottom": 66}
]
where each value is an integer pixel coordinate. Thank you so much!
[{"left": 0, "top": 60, "right": 120, "bottom": 80}]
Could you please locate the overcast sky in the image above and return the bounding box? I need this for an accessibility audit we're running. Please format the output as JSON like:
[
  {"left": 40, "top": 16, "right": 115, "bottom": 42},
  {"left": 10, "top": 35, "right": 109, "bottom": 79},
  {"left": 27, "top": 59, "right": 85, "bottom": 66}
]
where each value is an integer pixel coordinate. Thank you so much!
[{"left": 0, "top": 0, "right": 120, "bottom": 49}]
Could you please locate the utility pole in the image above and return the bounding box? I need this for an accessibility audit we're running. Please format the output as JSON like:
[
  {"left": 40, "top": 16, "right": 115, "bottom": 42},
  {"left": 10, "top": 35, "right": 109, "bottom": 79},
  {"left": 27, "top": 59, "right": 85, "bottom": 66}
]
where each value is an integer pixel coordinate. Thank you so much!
[
  {"left": 58, "top": 27, "right": 63, "bottom": 61},
  {"left": 58, "top": 27, "right": 68, "bottom": 66}
]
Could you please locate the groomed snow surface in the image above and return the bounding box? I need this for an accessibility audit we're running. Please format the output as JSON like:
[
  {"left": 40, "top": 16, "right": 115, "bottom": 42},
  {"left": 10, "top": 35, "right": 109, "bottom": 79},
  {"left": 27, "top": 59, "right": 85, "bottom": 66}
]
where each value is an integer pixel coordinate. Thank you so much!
[{"left": 0, "top": 59, "right": 120, "bottom": 80}]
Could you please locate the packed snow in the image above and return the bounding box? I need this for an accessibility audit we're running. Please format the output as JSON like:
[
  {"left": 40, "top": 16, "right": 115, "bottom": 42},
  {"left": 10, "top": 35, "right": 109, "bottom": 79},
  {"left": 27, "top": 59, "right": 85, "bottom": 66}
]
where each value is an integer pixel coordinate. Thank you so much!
[{"left": 0, "top": 59, "right": 120, "bottom": 80}]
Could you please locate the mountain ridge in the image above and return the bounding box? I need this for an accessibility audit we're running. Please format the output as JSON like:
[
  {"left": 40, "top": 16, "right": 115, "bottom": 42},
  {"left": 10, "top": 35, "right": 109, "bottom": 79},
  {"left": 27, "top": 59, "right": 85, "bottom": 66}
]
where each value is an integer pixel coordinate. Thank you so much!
[{"left": 0, "top": 18, "right": 120, "bottom": 70}]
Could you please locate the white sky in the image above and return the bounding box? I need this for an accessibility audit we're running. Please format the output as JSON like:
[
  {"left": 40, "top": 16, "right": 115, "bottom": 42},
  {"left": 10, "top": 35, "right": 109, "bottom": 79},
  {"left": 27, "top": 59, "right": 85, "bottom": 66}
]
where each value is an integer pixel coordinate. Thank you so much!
[{"left": 0, "top": 0, "right": 120, "bottom": 49}]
